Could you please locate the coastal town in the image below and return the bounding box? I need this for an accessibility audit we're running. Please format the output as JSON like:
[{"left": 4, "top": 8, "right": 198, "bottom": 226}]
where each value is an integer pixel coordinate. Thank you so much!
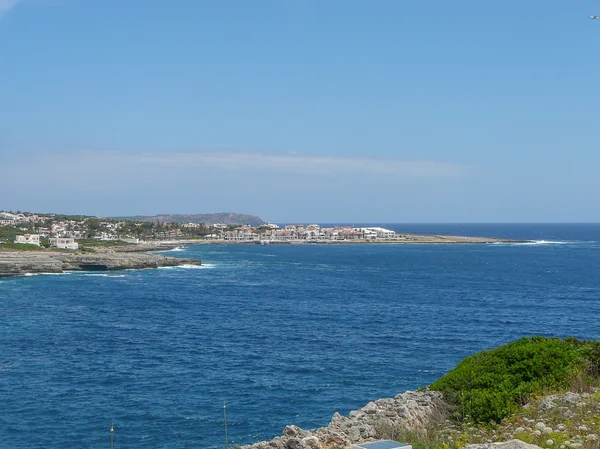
[
  {"left": 0, "top": 210, "right": 522, "bottom": 254},
  {"left": 0, "top": 210, "right": 407, "bottom": 249}
]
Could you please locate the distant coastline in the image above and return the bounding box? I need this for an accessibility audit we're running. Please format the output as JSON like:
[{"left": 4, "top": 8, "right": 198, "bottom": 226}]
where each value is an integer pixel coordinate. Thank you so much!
[
  {"left": 0, "top": 232, "right": 523, "bottom": 277},
  {"left": 131, "top": 233, "right": 525, "bottom": 248}
]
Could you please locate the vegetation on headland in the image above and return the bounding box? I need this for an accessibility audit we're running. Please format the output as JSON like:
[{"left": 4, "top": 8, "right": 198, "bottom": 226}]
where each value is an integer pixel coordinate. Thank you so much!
[
  {"left": 111, "top": 212, "right": 264, "bottom": 226},
  {"left": 0, "top": 211, "right": 214, "bottom": 247},
  {"left": 376, "top": 337, "right": 600, "bottom": 449},
  {"left": 430, "top": 337, "right": 600, "bottom": 424}
]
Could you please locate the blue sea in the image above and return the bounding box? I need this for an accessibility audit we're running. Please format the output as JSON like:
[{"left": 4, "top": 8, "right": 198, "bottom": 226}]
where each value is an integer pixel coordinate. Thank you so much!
[{"left": 1, "top": 224, "right": 599, "bottom": 448}]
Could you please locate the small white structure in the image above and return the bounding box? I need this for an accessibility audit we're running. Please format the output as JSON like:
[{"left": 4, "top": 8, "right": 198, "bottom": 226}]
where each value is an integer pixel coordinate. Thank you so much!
[
  {"left": 14, "top": 234, "right": 41, "bottom": 246},
  {"left": 120, "top": 238, "right": 140, "bottom": 244},
  {"left": 49, "top": 237, "right": 79, "bottom": 250}
]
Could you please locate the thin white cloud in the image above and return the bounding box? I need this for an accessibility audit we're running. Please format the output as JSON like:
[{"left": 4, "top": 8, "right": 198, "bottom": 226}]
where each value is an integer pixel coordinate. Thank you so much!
[
  {"left": 1, "top": 151, "right": 472, "bottom": 184},
  {"left": 73, "top": 151, "right": 470, "bottom": 177},
  {"left": 0, "top": 0, "right": 21, "bottom": 12}
]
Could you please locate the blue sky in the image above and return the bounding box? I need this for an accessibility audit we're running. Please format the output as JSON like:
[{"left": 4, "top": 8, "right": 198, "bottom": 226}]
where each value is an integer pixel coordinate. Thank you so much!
[{"left": 1, "top": 0, "right": 599, "bottom": 222}]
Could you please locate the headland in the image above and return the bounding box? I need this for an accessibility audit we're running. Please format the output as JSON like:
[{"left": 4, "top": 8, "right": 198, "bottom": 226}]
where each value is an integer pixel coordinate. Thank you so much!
[
  {"left": 0, "top": 209, "right": 527, "bottom": 276},
  {"left": 0, "top": 249, "right": 201, "bottom": 277},
  {"left": 237, "top": 337, "right": 600, "bottom": 449}
]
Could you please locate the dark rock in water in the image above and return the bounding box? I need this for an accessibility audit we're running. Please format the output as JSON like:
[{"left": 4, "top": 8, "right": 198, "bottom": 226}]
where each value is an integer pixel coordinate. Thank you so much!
[{"left": 78, "top": 264, "right": 109, "bottom": 271}]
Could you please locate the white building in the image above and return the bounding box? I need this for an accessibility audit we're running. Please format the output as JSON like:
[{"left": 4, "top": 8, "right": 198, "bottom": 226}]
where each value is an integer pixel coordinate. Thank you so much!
[
  {"left": 49, "top": 237, "right": 79, "bottom": 250},
  {"left": 182, "top": 222, "right": 203, "bottom": 228},
  {"left": 261, "top": 222, "right": 280, "bottom": 229},
  {"left": 14, "top": 234, "right": 41, "bottom": 246},
  {"left": 120, "top": 238, "right": 140, "bottom": 244},
  {"left": 358, "top": 227, "right": 396, "bottom": 239}
]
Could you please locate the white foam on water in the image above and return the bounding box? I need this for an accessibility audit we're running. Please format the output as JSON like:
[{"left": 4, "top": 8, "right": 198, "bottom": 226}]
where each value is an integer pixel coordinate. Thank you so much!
[
  {"left": 82, "top": 273, "right": 126, "bottom": 278},
  {"left": 179, "top": 264, "right": 210, "bottom": 269},
  {"left": 158, "top": 263, "right": 214, "bottom": 269},
  {"left": 491, "top": 240, "right": 572, "bottom": 246},
  {"left": 155, "top": 246, "right": 187, "bottom": 253}
]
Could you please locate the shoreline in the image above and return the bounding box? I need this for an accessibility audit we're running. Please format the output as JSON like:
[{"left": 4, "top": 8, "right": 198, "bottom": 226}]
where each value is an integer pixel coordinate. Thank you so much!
[
  {"left": 120, "top": 234, "right": 526, "bottom": 250},
  {"left": 0, "top": 233, "right": 525, "bottom": 276},
  {"left": 0, "top": 249, "right": 201, "bottom": 278}
]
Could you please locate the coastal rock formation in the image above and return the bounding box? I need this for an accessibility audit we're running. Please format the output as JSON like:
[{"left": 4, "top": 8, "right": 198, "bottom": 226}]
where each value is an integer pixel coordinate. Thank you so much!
[
  {"left": 466, "top": 441, "right": 543, "bottom": 449},
  {"left": 239, "top": 390, "right": 446, "bottom": 449},
  {"left": 0, "top": 251, "right": 201, "bottom": 276}
]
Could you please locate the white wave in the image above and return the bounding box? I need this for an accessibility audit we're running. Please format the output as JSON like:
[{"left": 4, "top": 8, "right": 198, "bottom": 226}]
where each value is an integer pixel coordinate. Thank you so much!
[
  {"left": 522, "top": 240, "right": 570, "bottom": 245},
  {"left": 82, "top": 273, "right": 126, "bottom": 278},
  {"left": 491, "top": 240, "right": 572, "bottom": 246},
  {"left": 158, "top": 263, "right": 213, "bottom": 270},
  {"left": 23, "top": 272, "right": 72, "bottom": 276},
  {"left": 155, "top": 246, "right": 187, "bottom": 253},
  {"left": 180, "top": 263, "right": 211, "bottom": 269}
]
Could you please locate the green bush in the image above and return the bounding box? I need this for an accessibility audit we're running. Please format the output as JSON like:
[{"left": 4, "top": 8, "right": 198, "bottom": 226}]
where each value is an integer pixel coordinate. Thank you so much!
[{"left": 429, "top": 336, "right": 600, "bottom": 424}]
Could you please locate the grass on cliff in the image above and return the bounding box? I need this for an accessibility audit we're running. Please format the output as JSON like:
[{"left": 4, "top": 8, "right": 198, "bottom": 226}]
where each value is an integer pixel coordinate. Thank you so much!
[
  {"left": 77, "top": 239, "right": 129, "bottom": 247},
  {"left": 0, "top": 242, "right": 50, "bottom": 251},
  {"left": 429, "top": 336, "right": 600, "bottom": 424}
]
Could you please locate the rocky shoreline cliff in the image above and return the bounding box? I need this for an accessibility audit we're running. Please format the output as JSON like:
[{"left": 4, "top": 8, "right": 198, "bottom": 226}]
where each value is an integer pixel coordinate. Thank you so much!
[
  {"left": 238, "top": 390, "right": 446, "bottom": 449},
  {"left": 0, "top": 250, "right": 201, "bottom": 277},
  {"left": 237, "top": 337, "right": 600, "bottom": 449},
  {"left": 237, "top": 388, "right": 600, "bottom": 449}
]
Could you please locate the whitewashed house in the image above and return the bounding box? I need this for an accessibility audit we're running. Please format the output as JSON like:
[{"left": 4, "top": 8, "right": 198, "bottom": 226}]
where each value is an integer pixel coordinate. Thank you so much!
[
  {"left": 49, "top": 237, "right": 79, "bottom": 250},
  {"left": 14, "top": 234, "right": 41, "bottom": 246}
]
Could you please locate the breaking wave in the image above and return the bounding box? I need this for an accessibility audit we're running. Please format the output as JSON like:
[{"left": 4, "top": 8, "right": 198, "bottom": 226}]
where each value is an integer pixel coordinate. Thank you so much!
[
  {"left": 491, "top": 240, "right": 573, "bottom": 246},
  {"left": 158, "top": 263, "right": 212, "bottom": 270}
]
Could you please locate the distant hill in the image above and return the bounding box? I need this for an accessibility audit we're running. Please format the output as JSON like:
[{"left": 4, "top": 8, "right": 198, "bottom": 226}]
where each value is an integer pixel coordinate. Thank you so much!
[{"left": 111, "top": 213, "right": 264, "bottom": 226}]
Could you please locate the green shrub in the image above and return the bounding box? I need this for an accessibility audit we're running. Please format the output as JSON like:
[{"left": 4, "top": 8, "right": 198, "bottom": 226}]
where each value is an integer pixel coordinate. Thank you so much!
[{"left": 429, "top": 337, "right": 600, "bottom": 424}]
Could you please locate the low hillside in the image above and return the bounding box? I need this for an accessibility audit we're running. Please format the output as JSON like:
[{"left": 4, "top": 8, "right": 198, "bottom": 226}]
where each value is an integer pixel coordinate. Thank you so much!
[{"left": 112, "top": 212, "right": 264, "bottom": 226}]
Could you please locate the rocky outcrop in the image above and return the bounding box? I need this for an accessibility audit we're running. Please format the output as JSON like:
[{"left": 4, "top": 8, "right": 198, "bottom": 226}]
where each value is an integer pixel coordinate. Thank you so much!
[
  {"left": 0, "top": 250, "right": 201, "bottom": 276},
  {"left": 466, "top": 441, "right": 543, "bottom": 449},
  {"left": 240, "top": 390, "right": 446, "bottom": 449}
]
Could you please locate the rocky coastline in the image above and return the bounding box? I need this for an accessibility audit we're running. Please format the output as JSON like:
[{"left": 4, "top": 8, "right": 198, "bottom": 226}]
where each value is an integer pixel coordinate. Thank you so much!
[
  {"left": 0, "top": 249, "right": 201, "bottom": 277},
  {"left": 238, "top": 390, "right": 446, "bottom": 449},
  {"left": 237, "top": 388, "right": 600, "bottom": 449}
]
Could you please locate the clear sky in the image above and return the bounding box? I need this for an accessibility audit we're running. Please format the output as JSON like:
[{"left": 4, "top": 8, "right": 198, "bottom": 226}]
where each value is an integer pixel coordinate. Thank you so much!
[{"left": 1, "top": 0, "right": 599, "bottom": 222}]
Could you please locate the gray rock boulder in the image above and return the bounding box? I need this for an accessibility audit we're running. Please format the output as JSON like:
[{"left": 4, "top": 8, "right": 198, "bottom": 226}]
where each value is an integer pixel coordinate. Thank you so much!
[
  {"left": 239, "top": 390, "right": 446, "bottom": 449},
  {"left": 466, "top": 440, "right": 543, "bottom": 449}
]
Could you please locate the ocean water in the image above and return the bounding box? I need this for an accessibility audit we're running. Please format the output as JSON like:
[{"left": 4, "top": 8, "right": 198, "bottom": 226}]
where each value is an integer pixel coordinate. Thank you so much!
[{"left": 1, "top": 224, "right": 599, "bottom": 448}]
